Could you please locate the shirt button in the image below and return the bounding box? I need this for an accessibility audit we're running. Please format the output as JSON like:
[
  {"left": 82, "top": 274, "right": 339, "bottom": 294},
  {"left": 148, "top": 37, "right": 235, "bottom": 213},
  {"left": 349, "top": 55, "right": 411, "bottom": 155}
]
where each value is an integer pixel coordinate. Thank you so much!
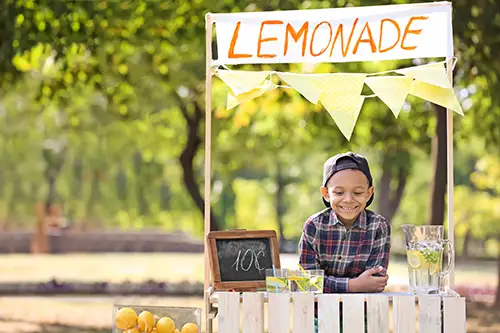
[{"left": 337, "top": 255, "right": 342, "bottom": 260}]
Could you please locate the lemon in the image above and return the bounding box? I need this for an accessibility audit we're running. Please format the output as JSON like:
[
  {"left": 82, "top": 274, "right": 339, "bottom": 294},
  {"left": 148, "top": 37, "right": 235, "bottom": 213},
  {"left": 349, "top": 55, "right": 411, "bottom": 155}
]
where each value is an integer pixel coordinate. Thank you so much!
[
  {"left": 429, "top": 262, "right": 440, "bottom": 275},
  {"left": 174, "top": 330, "right": 181, "bottom": 333},
  {"left": 407, "top": 250, "right": 424, "bottom": 269},
  {"left": 156, "top": 317, "right": 175, "bottom": 333},
  {"left": 138, "top": 311, "right": 156, "bottom": 333},
  {"left": 126, "top": 328, "right": 142, "bottom": 333},
  {"left": 151, "top": 328, "right": 158, "bottom": 333},
  {"left": 116, "top": 308, "right": 138, "bottom": 330},
  {"left": 181, "top": 323, "right": 198, "bottom": 333}
]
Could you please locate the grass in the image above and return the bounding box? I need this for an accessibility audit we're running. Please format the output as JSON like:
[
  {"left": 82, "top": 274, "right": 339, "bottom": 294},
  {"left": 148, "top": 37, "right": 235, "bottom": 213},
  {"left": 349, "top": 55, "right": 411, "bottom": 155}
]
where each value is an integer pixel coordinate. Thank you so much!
[{"left": 0, "top": 253, "right": 496, "bottom": 288}]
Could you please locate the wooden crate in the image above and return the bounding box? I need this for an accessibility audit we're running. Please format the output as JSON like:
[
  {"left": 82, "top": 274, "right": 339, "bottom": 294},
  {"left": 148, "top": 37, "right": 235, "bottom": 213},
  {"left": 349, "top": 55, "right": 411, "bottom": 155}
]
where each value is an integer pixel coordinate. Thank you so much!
[{"left": 206, "top": 290, "right": 466, "bottom": 333}]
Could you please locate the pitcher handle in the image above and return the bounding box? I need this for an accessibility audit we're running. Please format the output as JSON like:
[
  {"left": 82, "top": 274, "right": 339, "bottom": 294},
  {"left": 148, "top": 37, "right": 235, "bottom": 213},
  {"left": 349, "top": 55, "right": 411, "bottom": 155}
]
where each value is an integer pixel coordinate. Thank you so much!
[{"left": 440, "top": 239, "right": 454, "bottom": 278}]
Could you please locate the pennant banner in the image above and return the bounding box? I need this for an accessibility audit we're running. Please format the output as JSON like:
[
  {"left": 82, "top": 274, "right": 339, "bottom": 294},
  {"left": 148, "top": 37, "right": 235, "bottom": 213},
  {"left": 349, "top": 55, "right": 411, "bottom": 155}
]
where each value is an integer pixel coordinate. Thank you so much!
[
  {"left": 217, "top": 70, "right": 271, "bottom": 95},
  {"left": 215, "top": 63, "right": 465, "bottom": 140},
  {"left": 277, "top": 73, "right": 331, "bottom": 104},
  {"left": 396, "top": 63, "right": 452, "bottom": 88},
  {"left": 365, "top": 76, "right": 414, "bottom": 118},
  {"left": 227, "top": 80, "right": 277, "bottom": 110},
  {"left": 410, "top": 80, "right": 464, "bottom": 115},
  {"left": 321, "top": 94, "right": 366, "bottom": 141}
]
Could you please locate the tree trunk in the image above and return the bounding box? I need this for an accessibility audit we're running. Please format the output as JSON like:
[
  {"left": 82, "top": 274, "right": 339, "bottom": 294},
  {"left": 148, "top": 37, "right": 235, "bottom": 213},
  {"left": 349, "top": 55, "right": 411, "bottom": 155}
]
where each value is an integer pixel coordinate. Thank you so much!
[
  {"left": 428, "top": 105, "right": 448, "bottom": 226},
  {"left": 377, "top": 151, "right": 410, "bottom": 223},
  {"left": 275, "top": 163, "right": 287, "bottom": 250},
  {"left": 179, "top": 101, "right": 219, "bottom": 231},
  {"left": 462, "top": 227, "right": 472, "bottom": 257}
]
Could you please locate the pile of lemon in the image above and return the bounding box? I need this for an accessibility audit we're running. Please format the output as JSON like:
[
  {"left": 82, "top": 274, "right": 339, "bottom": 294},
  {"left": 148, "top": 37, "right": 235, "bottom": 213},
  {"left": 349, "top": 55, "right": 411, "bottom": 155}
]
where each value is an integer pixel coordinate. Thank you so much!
[{"left": 115, "top": 307, "right": 198, "bottom": 333}]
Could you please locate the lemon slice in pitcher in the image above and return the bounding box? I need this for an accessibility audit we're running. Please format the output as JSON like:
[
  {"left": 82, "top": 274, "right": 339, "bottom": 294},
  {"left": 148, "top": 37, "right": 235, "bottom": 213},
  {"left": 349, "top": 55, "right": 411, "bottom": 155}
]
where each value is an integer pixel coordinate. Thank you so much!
[
  {"left": 407, "top": 250, "right": 424, "bottom": 269},
  {"left": 429, "top": 262, "right": 440, "bottom": 275}
]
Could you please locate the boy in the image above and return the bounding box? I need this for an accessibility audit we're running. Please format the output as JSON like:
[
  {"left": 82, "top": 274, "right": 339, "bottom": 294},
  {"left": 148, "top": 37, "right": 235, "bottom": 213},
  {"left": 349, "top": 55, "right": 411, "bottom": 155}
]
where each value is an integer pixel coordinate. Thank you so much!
[{"left": 298, "top": 152, "right": 391, "bottom": 331}]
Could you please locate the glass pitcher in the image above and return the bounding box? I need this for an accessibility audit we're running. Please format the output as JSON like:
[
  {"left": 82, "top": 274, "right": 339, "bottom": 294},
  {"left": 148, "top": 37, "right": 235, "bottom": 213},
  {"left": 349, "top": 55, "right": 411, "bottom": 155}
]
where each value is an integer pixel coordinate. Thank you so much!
[{"left": 401, "top": 224, "right": 454, "bottom": 295}]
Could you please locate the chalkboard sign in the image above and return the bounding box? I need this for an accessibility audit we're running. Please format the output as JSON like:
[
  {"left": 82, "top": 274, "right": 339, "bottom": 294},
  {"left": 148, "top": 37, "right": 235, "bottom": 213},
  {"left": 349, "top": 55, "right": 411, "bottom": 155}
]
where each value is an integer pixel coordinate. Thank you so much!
[{"left": 207, "top": 230, "right": 281, "bottom": 291}]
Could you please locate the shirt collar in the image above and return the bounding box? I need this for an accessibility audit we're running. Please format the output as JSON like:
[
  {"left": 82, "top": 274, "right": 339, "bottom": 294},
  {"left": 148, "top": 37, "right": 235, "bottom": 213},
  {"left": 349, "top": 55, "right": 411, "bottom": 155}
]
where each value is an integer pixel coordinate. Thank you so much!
[{"left": 328, "top": 209, "right": 368, "bottom": 230}]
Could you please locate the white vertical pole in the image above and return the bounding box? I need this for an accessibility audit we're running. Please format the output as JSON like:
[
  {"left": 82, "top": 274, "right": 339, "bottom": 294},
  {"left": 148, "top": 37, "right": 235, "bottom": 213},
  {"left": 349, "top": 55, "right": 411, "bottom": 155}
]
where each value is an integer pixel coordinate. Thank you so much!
[
  {"left": 445, "top": 3, "right": 455, "bottom": 288},
  {"left": 204, "top": 13, "right": 214, "bottom": 292}
]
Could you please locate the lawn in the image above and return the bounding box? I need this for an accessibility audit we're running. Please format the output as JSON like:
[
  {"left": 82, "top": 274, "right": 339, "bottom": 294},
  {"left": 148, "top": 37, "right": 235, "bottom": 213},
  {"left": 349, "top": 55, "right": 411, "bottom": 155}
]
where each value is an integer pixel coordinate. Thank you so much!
[{"left": 0, "top": 253, "right": 496, "bottom": 289}]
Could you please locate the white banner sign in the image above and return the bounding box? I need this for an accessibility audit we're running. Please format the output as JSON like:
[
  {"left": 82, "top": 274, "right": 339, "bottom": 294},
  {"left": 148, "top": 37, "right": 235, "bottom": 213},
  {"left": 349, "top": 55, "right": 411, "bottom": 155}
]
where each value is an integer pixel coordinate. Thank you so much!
[{"left": 213, "top": 2, "right": 452, "bottom": 65}]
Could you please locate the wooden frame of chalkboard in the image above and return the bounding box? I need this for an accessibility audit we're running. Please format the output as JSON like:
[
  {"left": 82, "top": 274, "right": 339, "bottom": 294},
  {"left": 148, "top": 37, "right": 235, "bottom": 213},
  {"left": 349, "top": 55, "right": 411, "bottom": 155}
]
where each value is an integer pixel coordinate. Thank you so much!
[{"left": 207, "top": 230, "right": 281, "bottom": 291}]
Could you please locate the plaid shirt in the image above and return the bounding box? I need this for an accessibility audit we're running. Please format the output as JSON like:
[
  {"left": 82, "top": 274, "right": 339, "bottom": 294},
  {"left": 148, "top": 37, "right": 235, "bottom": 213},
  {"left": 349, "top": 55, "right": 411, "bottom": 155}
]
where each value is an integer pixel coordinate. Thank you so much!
[{"left": 299, "top": 208, "right": 391, "bottom": 293}]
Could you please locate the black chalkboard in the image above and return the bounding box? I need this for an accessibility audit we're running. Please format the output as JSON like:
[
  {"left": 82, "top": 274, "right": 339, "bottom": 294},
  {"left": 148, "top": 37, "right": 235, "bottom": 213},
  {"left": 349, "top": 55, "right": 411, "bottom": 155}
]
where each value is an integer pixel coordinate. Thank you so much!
[
  {"left": 207, "top": 230, "right": 281, "bottom": 290},
  {"left": 215, "top": 238, "right": 273, "bottom": 282}
]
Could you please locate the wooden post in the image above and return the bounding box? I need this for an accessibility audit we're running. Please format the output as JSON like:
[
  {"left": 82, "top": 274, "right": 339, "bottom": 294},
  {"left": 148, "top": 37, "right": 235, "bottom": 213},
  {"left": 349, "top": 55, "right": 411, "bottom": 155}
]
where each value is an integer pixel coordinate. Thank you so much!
[
  {"left": 204, "top": 11, "right": 214, "bottom": 294},
  {"left": 445, "top": 3, "right": 455, "bottom": 287}
]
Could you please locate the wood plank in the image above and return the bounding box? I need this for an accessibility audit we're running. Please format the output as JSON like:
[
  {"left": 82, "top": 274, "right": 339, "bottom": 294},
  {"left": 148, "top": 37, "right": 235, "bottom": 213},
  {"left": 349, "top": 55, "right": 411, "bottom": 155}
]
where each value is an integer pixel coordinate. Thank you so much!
[
  {"left": 242, "top": 292, "right": 264, "bottom": 333},
  {"left": 367, "top": 295, "right": 389, "bottom": 333},
  {"left": 443, "top": 297, "right": 466, "bottom": 333},
  {"left": 318, "top": 294, "right": 340, "bottom": 333},
  {"left": 419, "top": 296, "right": 441, "bottom": 333},
  {"left": 342, "top": 294, "right": 365, "bottom": 333},
  {"left": 268, "top": 293, "right": 290, "bottom": 333},
  {"left": 292, "top": 293, "right": 315, "bottom": 333},
  {"left": 218, "top": 292, "right": 240, "bottom": 333},
  {"left": 393, "top": 296, "right": 416, "bottom": 333}
]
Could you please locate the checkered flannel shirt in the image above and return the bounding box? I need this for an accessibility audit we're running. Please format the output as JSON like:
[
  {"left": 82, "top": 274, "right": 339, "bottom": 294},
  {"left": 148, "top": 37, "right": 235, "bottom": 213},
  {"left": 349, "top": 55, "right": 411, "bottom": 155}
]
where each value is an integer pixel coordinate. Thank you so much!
[{"left": 298, "top": 208, "right": 391, "bottom": 293}]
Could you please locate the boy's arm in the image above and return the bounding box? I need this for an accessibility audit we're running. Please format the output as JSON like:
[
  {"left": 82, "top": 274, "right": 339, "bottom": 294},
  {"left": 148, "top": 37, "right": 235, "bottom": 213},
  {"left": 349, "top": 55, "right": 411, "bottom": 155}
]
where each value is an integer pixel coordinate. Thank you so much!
[
  {"left": 365, "top": 219, "right": 391, "bottom": 274},
  {"left": 298, "top": 220, "right": 350, "bottom": 293}
]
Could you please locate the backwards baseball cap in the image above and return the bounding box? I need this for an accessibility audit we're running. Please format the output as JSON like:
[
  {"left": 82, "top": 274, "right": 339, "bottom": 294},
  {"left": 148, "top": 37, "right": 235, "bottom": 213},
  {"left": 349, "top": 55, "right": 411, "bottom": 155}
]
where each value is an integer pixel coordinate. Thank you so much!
[{"left": 321, "top": 151, "right": 374, "bottom": 208}]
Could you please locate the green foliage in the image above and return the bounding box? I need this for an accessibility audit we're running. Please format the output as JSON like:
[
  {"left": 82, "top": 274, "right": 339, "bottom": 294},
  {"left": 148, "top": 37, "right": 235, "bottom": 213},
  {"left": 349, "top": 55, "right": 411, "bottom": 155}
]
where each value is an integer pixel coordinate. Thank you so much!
[{"left": 0, "top": 0, "right": 498, "bottom": 258}]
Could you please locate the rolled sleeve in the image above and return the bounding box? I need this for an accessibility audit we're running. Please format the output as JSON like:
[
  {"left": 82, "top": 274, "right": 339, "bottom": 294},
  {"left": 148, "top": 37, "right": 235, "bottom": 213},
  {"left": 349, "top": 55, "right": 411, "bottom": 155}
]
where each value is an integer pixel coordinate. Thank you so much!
[{"left": 324, "top": 276, "right": 349, "bottom": 293}]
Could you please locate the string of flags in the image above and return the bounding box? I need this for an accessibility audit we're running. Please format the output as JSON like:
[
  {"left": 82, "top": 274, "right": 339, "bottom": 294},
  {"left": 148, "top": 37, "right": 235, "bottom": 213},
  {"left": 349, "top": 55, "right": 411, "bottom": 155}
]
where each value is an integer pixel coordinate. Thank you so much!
[{"left": 215, "top": 62, "right": 464, "bottom": 140}]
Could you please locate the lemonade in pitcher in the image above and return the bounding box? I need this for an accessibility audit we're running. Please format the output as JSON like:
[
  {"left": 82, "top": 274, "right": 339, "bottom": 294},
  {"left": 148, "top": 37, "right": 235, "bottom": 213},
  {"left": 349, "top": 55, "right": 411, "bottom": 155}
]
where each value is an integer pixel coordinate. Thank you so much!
[
  {"left": 406, "top": 241, "right": 443, "bottom": 294},
  {"left": 402, "top": 224, "right": 454, "bottom": 295}
]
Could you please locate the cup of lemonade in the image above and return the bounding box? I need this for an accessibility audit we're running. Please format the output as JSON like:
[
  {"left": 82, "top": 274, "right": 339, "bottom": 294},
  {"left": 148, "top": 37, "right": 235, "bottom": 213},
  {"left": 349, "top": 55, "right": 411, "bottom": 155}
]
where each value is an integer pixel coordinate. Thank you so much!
[{"left": 265, "top": 269, "right": 289, "bottom": 293}]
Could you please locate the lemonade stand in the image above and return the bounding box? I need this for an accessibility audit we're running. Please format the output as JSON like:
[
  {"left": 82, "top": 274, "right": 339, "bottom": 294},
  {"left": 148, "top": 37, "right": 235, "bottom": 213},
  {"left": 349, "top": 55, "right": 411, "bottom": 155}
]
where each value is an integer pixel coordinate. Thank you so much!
[{"left": 200, "top": 2, "right": 467, "bottom": 332}]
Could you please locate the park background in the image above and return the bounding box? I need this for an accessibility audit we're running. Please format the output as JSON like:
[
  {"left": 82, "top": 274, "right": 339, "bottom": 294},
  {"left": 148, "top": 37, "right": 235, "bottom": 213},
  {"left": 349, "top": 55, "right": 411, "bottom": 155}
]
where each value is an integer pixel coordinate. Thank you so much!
[{"left": 0, "top": 0, "right": 499, "bottom": 332}]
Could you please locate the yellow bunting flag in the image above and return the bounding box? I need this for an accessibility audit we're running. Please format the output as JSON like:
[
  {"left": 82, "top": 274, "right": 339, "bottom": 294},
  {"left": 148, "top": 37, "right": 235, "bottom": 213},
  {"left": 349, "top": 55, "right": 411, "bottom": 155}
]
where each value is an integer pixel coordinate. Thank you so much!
[
  {"left": 217, "top": 70, "right": 271, "bottom": 96},
  {"left": 396, "top": 63, "right": 451, "bottom": 88},
  {"left": 226, "top": 80, "right": 276, "bottom": 110},
  {"left": 277, "top": 73, "right": 332, "bottom": 104},
  {"left": 410, "top": 80, "right": 464, "bottom": 116},
  {"left": 320, "top": 93, "right": 365, "bottom": 141},
  {"left": 365, "top": 76, "right": 413, "bottom": 118},
  {"left": 318, "top": 74, "right": 367, "bottom": 140}
]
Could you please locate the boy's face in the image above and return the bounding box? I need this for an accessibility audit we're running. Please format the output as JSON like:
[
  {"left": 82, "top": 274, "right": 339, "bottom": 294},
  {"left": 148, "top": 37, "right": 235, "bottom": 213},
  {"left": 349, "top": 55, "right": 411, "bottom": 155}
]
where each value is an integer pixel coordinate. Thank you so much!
[{"left": 320, "top": 169, "right": 374, "bottom": 224}]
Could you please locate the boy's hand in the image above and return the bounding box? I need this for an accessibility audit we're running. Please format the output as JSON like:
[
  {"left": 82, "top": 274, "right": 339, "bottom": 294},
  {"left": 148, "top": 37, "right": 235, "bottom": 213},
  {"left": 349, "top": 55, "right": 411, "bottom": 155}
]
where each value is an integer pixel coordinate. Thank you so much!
[{"left": 348, "top": 266, "right": 388, "bottom": 293}]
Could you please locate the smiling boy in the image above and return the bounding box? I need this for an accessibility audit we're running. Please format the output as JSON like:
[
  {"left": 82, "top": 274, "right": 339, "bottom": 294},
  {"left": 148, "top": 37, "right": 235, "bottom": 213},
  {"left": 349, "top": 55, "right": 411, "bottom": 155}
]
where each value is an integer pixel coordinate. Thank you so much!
[{"left": 299, "top": 152, "right": 391, "bottom": 294}]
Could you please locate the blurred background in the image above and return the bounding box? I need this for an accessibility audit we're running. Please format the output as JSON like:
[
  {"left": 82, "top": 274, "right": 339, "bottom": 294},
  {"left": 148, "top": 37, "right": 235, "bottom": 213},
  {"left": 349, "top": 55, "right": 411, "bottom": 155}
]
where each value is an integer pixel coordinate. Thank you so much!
[{"left": 0, "top": 0, "right": 499, "bottom": 332}]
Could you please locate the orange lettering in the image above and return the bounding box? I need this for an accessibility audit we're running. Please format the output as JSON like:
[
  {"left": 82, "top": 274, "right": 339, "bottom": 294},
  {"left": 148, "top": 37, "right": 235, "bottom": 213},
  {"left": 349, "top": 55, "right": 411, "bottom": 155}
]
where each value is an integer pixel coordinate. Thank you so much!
[
  {"left": 401, "top": 16, "right": 428, "bottom": 51},
  {"left": 379, "top": 18, "right": 401, "bottom": 53},
  {"left": 353, "top": 22, "right": 377, "bottom": 55},
  {"left": 228, "top": 21, "right": 251, "bottom": 59},
  {"left": 284, "top": 22, "right": 309, "bottom": 56},
  {"left": 329, "top": 18, "right": 359, "bottom": 57},
  {"left": 257, "top": 20, "right": 283, "bottom": 58},
  {"left": 310, "top": 21, "right": 333, "bottom": 57}
]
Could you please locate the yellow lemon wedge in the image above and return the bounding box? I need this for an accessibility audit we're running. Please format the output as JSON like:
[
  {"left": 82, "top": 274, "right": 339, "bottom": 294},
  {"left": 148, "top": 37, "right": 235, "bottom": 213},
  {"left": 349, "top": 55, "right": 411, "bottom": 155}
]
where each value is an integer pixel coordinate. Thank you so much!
[
  {"left": 156, "top": 317, "right": 175, "bottom": 333},
  {"left": 429, "top": 262, "right": 440, "bottom": 275},
  {"left": 407, "top": 250, "right": 424, "bottom": 269},
  {"left": 181, "top": 323, "right": 198, "bottom": 333},
  {"left": 138, "top": 311, "right": 156, "bottom": 333},
  {"left": 116, "top": 307, "right": 138, "bottom": 330}
]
